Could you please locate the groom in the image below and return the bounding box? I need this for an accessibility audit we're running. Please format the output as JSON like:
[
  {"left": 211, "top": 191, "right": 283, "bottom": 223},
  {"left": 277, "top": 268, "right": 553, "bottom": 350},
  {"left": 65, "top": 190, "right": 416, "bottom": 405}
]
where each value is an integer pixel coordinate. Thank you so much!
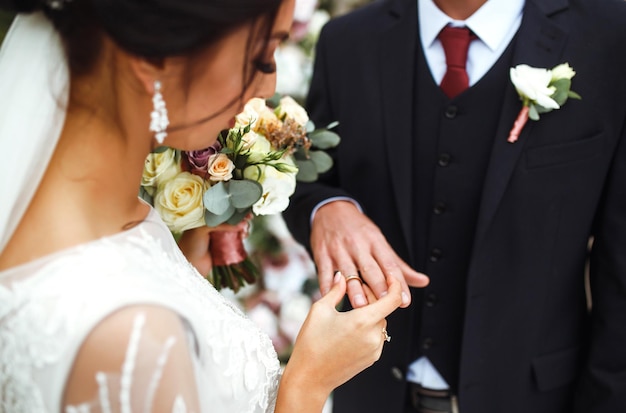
[{"left": 283, "top": 0, "right": 626, "bottom": 412}]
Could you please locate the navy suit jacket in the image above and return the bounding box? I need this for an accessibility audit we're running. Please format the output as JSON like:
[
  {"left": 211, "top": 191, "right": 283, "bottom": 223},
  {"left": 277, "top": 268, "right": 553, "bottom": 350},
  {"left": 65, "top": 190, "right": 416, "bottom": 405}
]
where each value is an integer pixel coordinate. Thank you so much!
[{"left": 283, "top": 0, "right": 626, "bottom": 411}]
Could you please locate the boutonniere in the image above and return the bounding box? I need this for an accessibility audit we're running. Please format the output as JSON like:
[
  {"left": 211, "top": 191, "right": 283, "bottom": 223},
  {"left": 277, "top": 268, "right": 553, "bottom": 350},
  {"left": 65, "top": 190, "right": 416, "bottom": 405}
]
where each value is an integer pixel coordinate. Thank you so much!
[{"left": 507, "top": 63, "right": 582, "bottom": 143}]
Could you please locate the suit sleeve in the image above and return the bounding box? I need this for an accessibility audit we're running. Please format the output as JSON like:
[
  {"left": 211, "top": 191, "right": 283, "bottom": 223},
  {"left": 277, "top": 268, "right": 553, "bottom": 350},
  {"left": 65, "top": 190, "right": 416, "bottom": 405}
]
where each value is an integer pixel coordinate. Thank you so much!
[{"left": 282, "top": 22, "right": 354, "bottom": 249}]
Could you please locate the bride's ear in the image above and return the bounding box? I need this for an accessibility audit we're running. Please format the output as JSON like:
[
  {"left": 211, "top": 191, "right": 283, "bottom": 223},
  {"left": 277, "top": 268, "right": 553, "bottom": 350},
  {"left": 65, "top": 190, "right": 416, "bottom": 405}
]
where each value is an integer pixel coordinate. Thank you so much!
[{"left": 127, "top": 56, "right": 167, "bottom": 95}]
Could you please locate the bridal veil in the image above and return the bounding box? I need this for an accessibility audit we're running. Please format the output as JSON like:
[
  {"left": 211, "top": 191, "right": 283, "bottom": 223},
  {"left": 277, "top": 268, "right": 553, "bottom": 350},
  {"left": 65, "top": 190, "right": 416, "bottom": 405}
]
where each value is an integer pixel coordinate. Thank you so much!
[{"left": 0, "top": 12, "right": 68, "bottom": 253}]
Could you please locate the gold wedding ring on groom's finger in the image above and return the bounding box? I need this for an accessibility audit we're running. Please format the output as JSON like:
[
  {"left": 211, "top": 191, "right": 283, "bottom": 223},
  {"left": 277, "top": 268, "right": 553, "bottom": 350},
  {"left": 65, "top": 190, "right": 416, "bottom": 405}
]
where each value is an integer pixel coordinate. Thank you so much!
[
  {"left": 344, "top": 273, "right": 363, "bottom": 284},
  {"left": 382, "top": 328, "right": 391, "bottom": 343}
]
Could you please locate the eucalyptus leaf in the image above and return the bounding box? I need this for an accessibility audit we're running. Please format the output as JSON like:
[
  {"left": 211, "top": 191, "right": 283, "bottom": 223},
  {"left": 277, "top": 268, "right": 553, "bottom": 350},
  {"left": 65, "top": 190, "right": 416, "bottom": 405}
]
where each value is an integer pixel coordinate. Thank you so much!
[
  {"left": 203, "top": 182, "right": 231, "bottom": 215},
  {"left": 568, "top": 90, "right": 582, "bottom": 100},
  {"left": 309, "top": 130, "right": 341, "bottom": 149},
  {"left": 296, "top": 159, "right": 319, "bottom": 182},
  {"left": 228, "top": 179, "right": 263, "bottom": 209},
  {"left": 226, "top": 208, "right": 251, "bottom": 225},
  {"left": 551, "top": 89, "right": 569, "bottom": 106},
  {"left": 551, "top": 78, "right": 571, "bottom": 92},
  {"left": 528, "top": 104, "right": 540, "bottom": 120},
  {"left": 309, "top": 150, "right": 333, "bottom": 173},
  {"left": 325, "top": 121, "right": 339, "bottom": 130},
  {"left": 204, "top": 205, "right": 235, "bottom": 227},
  {"left": 306, "top": 120, "right": 316, "bottom": 133}
]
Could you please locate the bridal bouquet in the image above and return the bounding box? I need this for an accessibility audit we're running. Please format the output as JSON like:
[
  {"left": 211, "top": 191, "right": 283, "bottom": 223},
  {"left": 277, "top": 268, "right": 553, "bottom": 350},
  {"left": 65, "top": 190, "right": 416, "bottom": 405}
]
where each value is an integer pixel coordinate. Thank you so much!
[{"left": 141, "top": 95, "right": 339, "bottom": 291}]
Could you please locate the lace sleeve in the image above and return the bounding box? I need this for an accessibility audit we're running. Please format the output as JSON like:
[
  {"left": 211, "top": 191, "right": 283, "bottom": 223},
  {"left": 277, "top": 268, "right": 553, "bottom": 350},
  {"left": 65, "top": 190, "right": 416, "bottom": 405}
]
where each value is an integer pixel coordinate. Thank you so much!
[{"left": 62, "top": 305, "right": 201, "bottom": 413}]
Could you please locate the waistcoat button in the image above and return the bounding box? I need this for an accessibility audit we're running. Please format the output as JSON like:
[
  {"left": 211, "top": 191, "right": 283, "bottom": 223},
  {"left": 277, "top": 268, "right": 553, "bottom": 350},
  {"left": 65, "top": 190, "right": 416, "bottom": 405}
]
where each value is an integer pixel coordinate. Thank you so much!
[
  {"left": 433, "top": 202, "right": 447, "bottom": 215},
  {"left": 430, "top": 248, "right": 443, "bottom": 262},
  {"left": 444, "top": 105, "right": 458, "bottom": 119},
  {"left": 438, "top": 153, "right": 451, "bottom": 167}
]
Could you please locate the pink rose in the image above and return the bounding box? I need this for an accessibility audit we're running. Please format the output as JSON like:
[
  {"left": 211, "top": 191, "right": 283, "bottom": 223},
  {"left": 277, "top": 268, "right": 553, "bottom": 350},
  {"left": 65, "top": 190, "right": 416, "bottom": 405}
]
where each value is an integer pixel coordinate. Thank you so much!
[{"left": 184, "top": 142, "right": 221, "bottom": 176}]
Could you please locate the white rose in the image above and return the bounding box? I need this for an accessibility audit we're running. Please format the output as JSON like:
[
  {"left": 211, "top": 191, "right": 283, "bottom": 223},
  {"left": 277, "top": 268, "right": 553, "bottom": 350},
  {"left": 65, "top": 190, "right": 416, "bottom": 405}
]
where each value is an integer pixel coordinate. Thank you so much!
[
  {"left": 207, "top": 153, "right": 235, "bottom": 182},
  {"left": 276, "top": 95, "right": 309, "bottom": 127},
  {"left": 141, "top": 148, "right": 180, "bottom": 188},
  {"left": 510, "top": 64, "right": 560, "bottom": 110},
  {"left": 551, "top": 63, "right": 576, "bottom": 80},
  {"left": 235, "top": 97, "right": 280, "bottom": 130},
  {"left": 154, "top": 172, "right": 206, "bottom": 233},
  {"left": 244, "top": 162, "right": 297, "bottom": 215},
  {"left": 244, "top": 132, "right": 273, "bottom": 163}
]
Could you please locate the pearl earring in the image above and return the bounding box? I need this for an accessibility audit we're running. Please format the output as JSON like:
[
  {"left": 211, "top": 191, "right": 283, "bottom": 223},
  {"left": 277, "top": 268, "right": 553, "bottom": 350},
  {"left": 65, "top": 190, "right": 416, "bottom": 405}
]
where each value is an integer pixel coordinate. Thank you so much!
[{"left": 149, "top": 80, "right": 169, "bottom": 144}]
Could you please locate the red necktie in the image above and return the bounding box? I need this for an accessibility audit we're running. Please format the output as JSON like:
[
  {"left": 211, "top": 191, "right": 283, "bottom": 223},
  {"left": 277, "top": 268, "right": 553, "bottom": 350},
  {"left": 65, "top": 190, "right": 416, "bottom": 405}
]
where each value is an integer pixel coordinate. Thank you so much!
[{"left": 438, "top": 26, "right": 476, "bottom": 98}]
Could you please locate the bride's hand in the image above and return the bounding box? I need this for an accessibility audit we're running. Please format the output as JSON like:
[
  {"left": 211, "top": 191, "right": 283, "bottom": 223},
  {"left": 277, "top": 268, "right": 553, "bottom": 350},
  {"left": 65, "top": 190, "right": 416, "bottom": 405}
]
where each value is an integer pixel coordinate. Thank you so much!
[
  {"left": 177, "top": 218, "right": 250, "bottom": 275},
  {"left": 276, "top": 271, "right": 402, "bottom": 412}
]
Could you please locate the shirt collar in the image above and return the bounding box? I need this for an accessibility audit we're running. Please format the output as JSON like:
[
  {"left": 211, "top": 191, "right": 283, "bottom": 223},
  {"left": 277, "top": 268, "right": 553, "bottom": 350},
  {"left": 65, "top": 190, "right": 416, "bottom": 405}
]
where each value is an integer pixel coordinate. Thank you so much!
[{"left": 418, "top": 0, "right": 525, "bottom": 51}]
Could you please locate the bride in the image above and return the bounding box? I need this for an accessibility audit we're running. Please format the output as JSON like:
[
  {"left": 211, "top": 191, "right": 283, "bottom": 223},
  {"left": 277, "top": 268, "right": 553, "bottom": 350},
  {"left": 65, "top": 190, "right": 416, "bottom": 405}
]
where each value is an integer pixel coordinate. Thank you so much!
[{"left": 0, "top": 0, "right": 405, "bottom": 412}]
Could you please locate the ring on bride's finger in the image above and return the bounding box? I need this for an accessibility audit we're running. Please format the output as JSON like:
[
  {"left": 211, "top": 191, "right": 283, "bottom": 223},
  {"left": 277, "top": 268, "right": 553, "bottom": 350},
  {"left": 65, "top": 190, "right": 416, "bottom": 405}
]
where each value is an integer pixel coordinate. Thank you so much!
[
  {"left": 382, "top": 328, "right": 391, "bottom": 343},
  {"left": 344, "top": 274, "right": 362, "bottom": 284}
]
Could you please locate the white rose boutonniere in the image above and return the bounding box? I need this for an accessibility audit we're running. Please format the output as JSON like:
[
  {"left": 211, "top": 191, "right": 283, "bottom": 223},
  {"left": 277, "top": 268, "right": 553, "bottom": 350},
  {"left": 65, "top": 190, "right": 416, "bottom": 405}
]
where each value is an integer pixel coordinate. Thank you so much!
[{"left": 507, "top": 63, "right": 581, "bottom": 143}]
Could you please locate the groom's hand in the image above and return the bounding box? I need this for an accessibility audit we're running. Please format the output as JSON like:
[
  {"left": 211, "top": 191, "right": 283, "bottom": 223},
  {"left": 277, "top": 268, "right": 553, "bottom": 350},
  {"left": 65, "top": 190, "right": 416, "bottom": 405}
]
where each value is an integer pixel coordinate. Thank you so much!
[{"left": 310, "top": 201, "right": 429, "bottom": 308}]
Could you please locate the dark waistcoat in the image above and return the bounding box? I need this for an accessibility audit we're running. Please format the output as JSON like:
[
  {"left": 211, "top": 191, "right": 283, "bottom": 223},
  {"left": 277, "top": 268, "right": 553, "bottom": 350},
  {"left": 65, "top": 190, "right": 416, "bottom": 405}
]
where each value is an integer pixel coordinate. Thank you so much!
[{"left": 411, "top": 36, "right": 516, "bottom": 390}]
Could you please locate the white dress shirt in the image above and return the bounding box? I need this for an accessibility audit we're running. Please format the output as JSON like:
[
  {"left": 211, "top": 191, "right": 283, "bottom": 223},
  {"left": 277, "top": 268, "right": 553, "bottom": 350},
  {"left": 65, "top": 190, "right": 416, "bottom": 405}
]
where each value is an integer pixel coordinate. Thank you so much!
[{"left": 407, "top": 0, "right": 524, "bottom": 390}]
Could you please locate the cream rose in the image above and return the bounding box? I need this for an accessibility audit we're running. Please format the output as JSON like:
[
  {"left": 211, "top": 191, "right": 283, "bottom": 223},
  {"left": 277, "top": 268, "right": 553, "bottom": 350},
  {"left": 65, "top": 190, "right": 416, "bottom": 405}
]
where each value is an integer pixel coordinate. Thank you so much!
[
  {"left": 276, "top": 96, "right": 309, "bottom": 127},
  {"left": 235, "top": 97, "right": 280, "bottom": 131},
  {"left": 244, "top": 132, "right": 273, "bottom": 163},
  {"left": 141, "top": 148, "right": 180, "bottom": 189},
  {"left": 207, "top": 153, "right": 235, "bottom": 182},
  {"left": 154, "top": 172, "right": 206, "bottom": 233},
  {"left": 510, "top": 64, "right": 560, "bottom": 110}
]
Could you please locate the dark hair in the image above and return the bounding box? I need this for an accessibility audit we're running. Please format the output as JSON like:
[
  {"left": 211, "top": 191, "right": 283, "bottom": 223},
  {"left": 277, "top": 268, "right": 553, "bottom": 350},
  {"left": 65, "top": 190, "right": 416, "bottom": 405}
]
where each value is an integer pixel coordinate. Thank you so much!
[
  {"left": 2, "top": 0, "right": 283, "bottom": 71},
  {"left": 1, "top": 0, "right": 284, "bottom": 130}
]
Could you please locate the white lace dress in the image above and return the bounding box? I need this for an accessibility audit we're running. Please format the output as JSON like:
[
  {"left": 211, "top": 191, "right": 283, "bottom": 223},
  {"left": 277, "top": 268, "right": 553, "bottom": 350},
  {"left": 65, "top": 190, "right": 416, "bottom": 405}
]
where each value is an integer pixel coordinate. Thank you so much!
[{"left": 0, "top": 208, "right": 281, "bottom": 413}]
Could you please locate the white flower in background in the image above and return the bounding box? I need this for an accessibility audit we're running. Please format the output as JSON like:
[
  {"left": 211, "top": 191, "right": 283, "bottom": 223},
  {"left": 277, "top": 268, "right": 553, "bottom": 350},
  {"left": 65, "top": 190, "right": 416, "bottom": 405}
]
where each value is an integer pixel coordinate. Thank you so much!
[
  {"left": 280, "top": 293, "right": 313, "bottom": 343},
  {"left": 154, "top": 172, "right": 205, "bottom": 233},
  {"left": 510, "top": 64, "right": 560, "bottom": 110},
  {"left": 247, "top": 303, "right": 280, "bottom": 342},
  {"left": 141, "top": 148, "right": 180, "bottom": 190},
  {"left": 275, "top": 44, "right": 311, "bottom": 99},
  {"left": 294, "top": 0, "right": 318, "bottom": 22},
  {"left": 276, "top": 95, "right": 310, "bottom": 126},
  {"left": 307, "top": 9, "right": 330, "bottom": 41}
]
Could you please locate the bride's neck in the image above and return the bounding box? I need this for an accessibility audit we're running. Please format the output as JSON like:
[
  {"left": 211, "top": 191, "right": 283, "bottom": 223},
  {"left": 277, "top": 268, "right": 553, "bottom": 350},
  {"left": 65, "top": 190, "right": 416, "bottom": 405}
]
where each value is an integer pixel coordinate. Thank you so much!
[{"left": 0, "top": 101, "right": 152, "bottom": 270}]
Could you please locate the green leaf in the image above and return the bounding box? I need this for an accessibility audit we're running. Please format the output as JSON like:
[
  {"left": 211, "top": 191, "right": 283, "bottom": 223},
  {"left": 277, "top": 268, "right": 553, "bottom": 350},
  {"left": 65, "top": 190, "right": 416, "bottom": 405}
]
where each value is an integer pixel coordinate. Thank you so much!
[
  {"left": 568, "top": 90, "right": 582, "bottom": 100},
  {"left": 226, "top": 208, "right": 251, "bottom": 225},
  {"left": 228, "top": 179, "right": 263, "bottom": 209},
  {"left": 325, "top": 121, "right": 339, "bottom": 130},
  {"left": 204, "top": 205, "right": 235, "bottom": 227},
  {"left": 152, "top": 145, "right": 170, "bottom": 153},
  {"left": 309, "top": 130, "right": 341, "bottom": 149},
  {"left": 550, "top": 78, "right": 571, "bottom": 92},
  {"left": 551, "top": 88, "right": 569, "bottom": 106},
  {"left": 266, "top": 93, "right": 281, "bottom": 108},
  {"left": 296, "top": 159, "right": 319, "bottom": 182},
  {"left": 306, "top": 120, "right": 316, "bottom": 133},
  {"left": 203, "top": 182, "right": 231, "bottom": 215},
  {"left": 529, "top": 104, "right": 541, "bottom": 121},
  {"left": 309, "top": 150, "right": 334, "bottom": 173}
]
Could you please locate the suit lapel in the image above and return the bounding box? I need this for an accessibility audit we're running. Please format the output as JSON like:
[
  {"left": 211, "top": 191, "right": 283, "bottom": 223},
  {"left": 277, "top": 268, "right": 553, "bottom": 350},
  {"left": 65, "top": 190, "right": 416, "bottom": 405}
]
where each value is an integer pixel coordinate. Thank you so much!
[
  {"left": 379, "top": 0, "right": 418, "bottom": 255},
  {"left": 472, "top": 0, "right": 569, "bottom": 249}
]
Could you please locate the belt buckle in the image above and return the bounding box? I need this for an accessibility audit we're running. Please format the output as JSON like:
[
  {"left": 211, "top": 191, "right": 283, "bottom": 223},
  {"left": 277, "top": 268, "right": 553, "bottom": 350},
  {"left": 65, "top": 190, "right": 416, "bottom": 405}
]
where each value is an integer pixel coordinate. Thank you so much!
[{"left": 409, "top": 384, "right": 460, "bottom": 413}]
